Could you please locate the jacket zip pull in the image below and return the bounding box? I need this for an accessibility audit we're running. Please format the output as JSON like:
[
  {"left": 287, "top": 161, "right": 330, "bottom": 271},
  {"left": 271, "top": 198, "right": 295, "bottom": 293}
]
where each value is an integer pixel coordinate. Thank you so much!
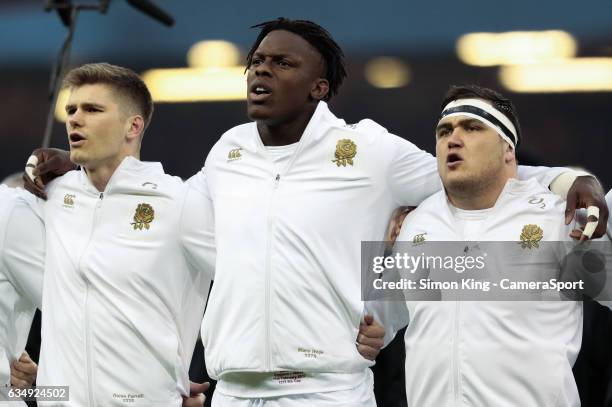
[
  {"left": 274, "top": 174, "right": 280, "bottom": 187},
  {"left": 99, "top": 192, "right": 104, "bottom": 200}
]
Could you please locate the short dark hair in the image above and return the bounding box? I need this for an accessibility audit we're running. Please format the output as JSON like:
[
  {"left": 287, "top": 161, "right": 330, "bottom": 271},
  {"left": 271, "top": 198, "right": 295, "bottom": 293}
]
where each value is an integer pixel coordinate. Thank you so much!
[
  {"left": 441, "top": 84, "right": 521, "bottom": 147},
  {"left": 246, "top": 18, "right": 347, "bottom": 101},
  {"left": 63, "top": 63, "right": 154, "bottom": 130}
]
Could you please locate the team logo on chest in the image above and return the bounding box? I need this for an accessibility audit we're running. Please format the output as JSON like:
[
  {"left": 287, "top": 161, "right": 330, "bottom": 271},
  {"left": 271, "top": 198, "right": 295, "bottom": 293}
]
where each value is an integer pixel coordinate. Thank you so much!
[
  {"left": 332, "top": 139, "right": 357, "bottom": 167},
  {"left": 519, "top": 224, "right": 543, "bottom": 249},
  {"left": 412, "top": 233, "right": 427, "bottom": 246},
  {"left": 227, "top": 148, "right": 243, "bottom": 162},
  {"left": 63, "top": 194, "right": 75, "bottom": 208},
  {"left": 131, "top": 203, "right": 155, "bottom": 230}
]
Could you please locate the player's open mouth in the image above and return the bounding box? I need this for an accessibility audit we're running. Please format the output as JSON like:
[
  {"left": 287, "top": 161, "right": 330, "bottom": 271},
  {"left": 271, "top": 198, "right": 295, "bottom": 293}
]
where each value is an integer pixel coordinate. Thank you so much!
[
  {"left": 249, "top": 83, "right": 272, "bottom": 103},
  {"left": 446, "top": 152, "right": 463, "bottom": 168},
  {"left": 69, "top": 132, "right": 87, "bottom": 147}
]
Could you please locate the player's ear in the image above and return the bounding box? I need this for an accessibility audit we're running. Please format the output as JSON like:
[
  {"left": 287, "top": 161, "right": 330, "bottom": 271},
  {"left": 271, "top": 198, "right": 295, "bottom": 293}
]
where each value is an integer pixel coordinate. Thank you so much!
[
  {"left": 310, "top": 78, "right": 329, "bottom": 101},
  {"left": 504, "top": 143, "right": 515, "bottom": 164},
  {"left": 126, "top": 115, "right": 144, "bottom": 142}
]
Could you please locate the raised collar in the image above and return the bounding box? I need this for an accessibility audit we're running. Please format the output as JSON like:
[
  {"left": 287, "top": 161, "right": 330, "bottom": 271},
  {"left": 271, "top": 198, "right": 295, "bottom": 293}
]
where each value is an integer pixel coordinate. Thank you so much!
[
  {"left": 441, "top": 177, "right": 545, "bottom": 217},
  {"left": 77, "top": 156, "right": 164, "bottom": 195},
  {"left": 249, "top": 101, "right": 346, "bottom": 152}
]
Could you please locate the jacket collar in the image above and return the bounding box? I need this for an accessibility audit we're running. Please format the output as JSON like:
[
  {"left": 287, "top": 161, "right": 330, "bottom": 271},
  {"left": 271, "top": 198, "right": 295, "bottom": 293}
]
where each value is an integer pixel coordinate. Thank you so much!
[
  {"left": 77, "top": 156, "right": 164, "bottom": 195},
  {"left": 440, "top": 177, "right": 543, "bottom": 217},
  {"left": 249, "top": 101, "right": 346, "bottom": 152},
  {"left": 299, "top": 101, "right": 346, "bottom": 144}
]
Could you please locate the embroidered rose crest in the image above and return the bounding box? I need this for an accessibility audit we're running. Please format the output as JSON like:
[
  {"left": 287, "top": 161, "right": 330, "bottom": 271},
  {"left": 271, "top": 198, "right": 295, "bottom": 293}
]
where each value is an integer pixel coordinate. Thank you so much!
[
  {"left": 332, "top": 139, "right": 357, "bottom": 167},
  {"left": 519, "top": 224, "right": 543, "bottom": 249},
  {"left": 132, "top": 203, "right": 155, "bottom": 230}
]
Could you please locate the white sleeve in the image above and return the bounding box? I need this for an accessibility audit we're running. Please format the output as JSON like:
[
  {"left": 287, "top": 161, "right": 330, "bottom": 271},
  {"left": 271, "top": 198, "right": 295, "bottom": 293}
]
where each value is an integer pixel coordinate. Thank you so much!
[
  {"left": 364, "top": 300, "right": 410, "bottom": 347},
  {"left": 3, "top": 198, "right": 44, "bottom": 309},
  {"left": 387, "top": 135, "right": 443, "bottom": 206},
  {"left": 180, "top": 180, "right": 215, "bottom": 281},
  {"left": 186, "top": 167, "right": 207, "bottom": 195},
  {"left": 517, "top": 166, "right": 568, "bottom": 195}
]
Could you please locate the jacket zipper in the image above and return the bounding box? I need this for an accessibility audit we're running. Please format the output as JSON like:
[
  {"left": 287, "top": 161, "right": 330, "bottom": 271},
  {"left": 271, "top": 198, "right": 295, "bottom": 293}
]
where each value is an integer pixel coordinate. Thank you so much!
[
  {"left": 452, "top": 228, "right": 466, "bottom": 406},
  {"left": 264, "top": 174, "right": 280, "bottom": 370},
  {"left": 257, "top": 124, "right": 303, "bottom": 371},
  {"left": 79, "top": 192, "right": 103, "bottom": 407},
  {"left": 452, "top": 301, "right": 461, "bottom": 406}
]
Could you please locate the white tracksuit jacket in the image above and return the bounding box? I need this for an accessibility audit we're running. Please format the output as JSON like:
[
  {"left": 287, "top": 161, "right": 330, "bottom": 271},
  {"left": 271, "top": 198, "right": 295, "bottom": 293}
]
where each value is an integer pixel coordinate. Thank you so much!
[
  {"left": 36, "top": 157, "right": 214, "bottom": 406},
  {"left": 0, "top": 186, "right": 44, "bottom": 405},
  {"left": 195, "top": 101, "right": 566, "bottom": 391},
  {"left": 396, "top": 178, "right": 584, "bottom": 407}
]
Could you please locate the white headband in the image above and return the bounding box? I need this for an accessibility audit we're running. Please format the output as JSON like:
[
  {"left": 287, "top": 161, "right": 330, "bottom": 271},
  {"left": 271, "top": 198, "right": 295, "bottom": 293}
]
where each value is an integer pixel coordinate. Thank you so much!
[{"left": 438, "top": 98, "right": 518, "bottom": 148}]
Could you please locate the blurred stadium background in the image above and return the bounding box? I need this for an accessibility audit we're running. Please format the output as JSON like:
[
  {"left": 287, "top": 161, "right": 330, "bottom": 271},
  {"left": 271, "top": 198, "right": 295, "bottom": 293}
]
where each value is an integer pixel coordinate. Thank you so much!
[{"left": 1, "top": 0, "right": 611, "bottom": 188}]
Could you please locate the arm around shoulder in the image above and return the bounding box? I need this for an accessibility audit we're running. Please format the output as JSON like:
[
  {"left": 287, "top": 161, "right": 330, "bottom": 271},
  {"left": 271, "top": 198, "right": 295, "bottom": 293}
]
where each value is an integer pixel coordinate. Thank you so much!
[
  {"left": 179, "top": 183, "right": 215, "bottom": 281},
  {"left": 386, "top": 134, "right": 442, "bottom": 207}
]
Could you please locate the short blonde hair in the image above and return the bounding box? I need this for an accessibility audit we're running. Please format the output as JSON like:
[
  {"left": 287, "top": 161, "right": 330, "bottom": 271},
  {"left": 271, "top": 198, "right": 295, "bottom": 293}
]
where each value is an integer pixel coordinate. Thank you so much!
[{"left": 63, "top": 62, "right": 154, "bottom": 130}]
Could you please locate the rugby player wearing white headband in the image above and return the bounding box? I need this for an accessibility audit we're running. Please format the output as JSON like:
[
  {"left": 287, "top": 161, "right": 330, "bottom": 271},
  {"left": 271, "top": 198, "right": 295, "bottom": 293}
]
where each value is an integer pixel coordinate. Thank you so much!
[
  {"left": 370, "top": 84, "right": 610, "bottom": 406},
  {"left": 437, "top": 97, "right": 603, "bottom": 240}
]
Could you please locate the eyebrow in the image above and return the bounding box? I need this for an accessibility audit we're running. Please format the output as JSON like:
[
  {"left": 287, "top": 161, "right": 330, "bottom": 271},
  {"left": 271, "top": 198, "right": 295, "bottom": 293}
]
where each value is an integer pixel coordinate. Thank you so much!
[
  {"left": 436, "top": 118, "right": 484, "bottom": 133},
  {"left": 460, "top": 118, "right": 484, "bottom": 127},
  {"left": 435, "top": 122, "right": 452, "bottom": 133},
  {"left": 65, "top": 102, "right": 105, "bottom": 113},
  {"left": 253, "top": 50, "right": 299, "bottom": 60}
]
